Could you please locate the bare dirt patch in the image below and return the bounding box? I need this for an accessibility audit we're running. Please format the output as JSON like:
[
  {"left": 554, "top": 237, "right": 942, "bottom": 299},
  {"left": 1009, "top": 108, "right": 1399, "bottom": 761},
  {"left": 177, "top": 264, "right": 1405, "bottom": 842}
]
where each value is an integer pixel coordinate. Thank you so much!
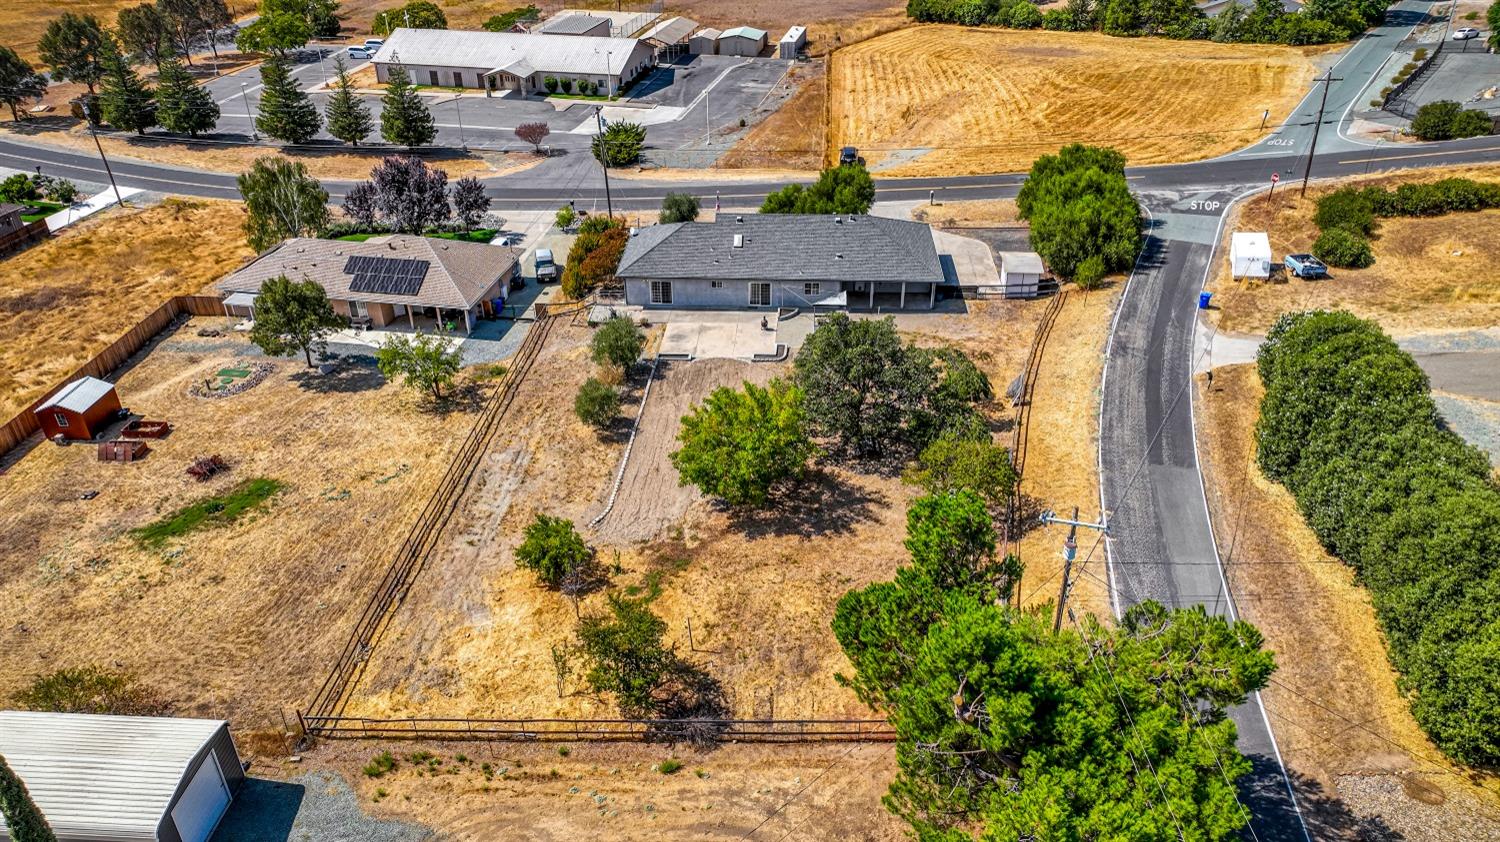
[
  {"left": 829, "top": 25, "right": 1324, "bottom": 177},
  {"left": 0, "top": 320, "right": 475, "bottom": 728},
  {"left": 1195, "top": 363, "right": 1500, "bottom": 840},
  {"left": 1207, "top": 165, "right": 1500, "bottom": 336},
  {"left": 912, "top": 199, "right": 1022, "bottom": 227},
  {"left": 0, "top": 198, "right": 253, "bottom": 420},
  {"left": 719, "top": 63, "right": 826, "bottom": 171}
]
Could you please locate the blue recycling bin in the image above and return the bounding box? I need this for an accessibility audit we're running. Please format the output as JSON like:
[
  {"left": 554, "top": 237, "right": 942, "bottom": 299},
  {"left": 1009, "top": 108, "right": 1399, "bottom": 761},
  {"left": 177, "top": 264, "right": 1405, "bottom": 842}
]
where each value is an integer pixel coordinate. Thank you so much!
[{"left": 1198, "top": 291, "right": 1213, "bottom": 310}]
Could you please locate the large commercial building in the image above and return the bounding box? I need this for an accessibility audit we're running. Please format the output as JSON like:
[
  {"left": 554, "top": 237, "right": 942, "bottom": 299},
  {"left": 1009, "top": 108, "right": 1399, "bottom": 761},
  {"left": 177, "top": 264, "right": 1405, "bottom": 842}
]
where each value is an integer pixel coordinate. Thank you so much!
[
  {"left": 372, "top": 27, "right": 656, "bottom": 95},
  {"left": 616, "top": 214, "right": 949, "bottom": 310}
]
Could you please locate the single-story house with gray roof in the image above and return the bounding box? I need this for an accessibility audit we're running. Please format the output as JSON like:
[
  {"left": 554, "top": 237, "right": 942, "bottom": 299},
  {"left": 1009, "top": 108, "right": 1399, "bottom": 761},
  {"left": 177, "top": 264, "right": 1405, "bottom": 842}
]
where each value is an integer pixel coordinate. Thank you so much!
[
  {"left": 217, "top": 235, "right": 518, "bottom": 334},
  {"left": 616, "top": 214, "right": 948, "bottom": 310}
]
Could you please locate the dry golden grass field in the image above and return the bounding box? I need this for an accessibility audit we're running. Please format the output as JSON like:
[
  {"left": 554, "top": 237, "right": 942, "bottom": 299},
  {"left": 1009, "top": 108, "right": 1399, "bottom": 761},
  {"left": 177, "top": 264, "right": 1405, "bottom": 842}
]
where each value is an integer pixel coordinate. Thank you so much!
[
  {"left": 828, "top": 25, "right": 1326, "bottom": 177},
  {"left": 0, "top": 1, "right": 256, "bottom": 62},
  {"left": 1207, "top": 165, "right": 1500, "bottom": 336},
  {"left": 1197, "top": 365, "right": 1500, "bottom": 840},
  {"left": 0, "top": 320, "right": 477, "bottom": 729},
  {"left": 0, "top": 198, "right": 253, "bottom": 421}
]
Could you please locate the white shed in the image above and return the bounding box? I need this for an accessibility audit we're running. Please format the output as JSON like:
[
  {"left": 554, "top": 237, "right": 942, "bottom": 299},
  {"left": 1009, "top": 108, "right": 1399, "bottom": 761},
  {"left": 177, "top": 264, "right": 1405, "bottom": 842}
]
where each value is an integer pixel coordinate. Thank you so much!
[
  {"left": 717, "top": 26, "right": 768, "bottom": 57},
  {"left": 1230, "top": 232, "right": 1272, "bottom": 279},
  {"left": 689, "top": 27, "right": 720, "bottom": 55},
  {"left": 0, "top": 711, "right": 244, "bottom": 842},
  {"left": 999, "top": 251, "right": 1045, "bottom": 299},
  {"left": 777, "top": 26, "right": 807, "bottom": 59}
]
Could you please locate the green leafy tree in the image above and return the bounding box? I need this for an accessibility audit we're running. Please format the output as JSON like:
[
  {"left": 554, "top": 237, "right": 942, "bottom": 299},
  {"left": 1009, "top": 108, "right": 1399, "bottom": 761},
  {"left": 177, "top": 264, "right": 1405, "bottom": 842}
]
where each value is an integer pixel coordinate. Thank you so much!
[
  {"left": 380, "top": 65, "right": 436, "bottom": 147},
  {"left": 155, "top": 52, "right": 218, "bottom": 136},
  {"left": 235, "top": 8, "right": 312, "bottom": 57},
  {"left": 373, "top": 0, "right": 447, "bottom": 35},
  {"left": 1490, "top": 0, "right": 1500, "bottom": 50},
  {"left": 483, "top": 5, "right": 540, "bottom": 30},
  {"left": 0, "top": 752, "right": 57, "bottom": 842},
  {"left": 592, "top": 120, "right": 646, "bottom": 167},
  {"left": 514, "top": 513, "right": 591, "bottom": 588},
  {"left": 576, "top": 593, "right": 677, "bottom": 716},
  {"left": 324, "top": 55, "right": 372, "bottom": 145},
  {"left": 590, "top": 315, "right": 644, "bottom": 373},
  {"left": 98, "top": 44, "right": 157, "bottom": 135},
  {"left": 904, "top": 431, "right": 1016, "bottom": 511},
  {"left": 38, "top": 13, "right": 110, "bottom": 95},
  {"left": 248, "top": 275, "right": 344, "bottom": 366},
  {"left": 158, "top": 0, "right": 231, "bottom": 64},
  {"left": 0, "top": 46, "right": 48, "bottom": 121},
  {"left": 11, "top": 666, "right": 168, "bottom": 715},
  {"left": 574, "top": 377, "right": 621, "bottom": 427},
  {"left": 555, "top": 203, "right": 577, "bottom": 230},
  {"left": 761, "top": 164, "right": 875, "bottom": 214},
  {"left": 671, "top": 379, "right": 815, "bottom": 507},
  {"left": 0, "top": 174, "right": 39, "bottom": 203},
  {"left": 236, "top": 156, "right": 331, "bottom": 250},
  {"left": 375, "top": 330, "right": 461, "bottom": 400},
  {"left": 255, "top": 55, "right": 321, "bottom": 143},
  {"left": 1018, "top": 144, "right": 1140, "bottom": 279},
  {"left": 659, "top": 192, "right": 699, "bottom": 223},
  {"left": 116, "top": 4, "right": 173, "bottom": 69}
]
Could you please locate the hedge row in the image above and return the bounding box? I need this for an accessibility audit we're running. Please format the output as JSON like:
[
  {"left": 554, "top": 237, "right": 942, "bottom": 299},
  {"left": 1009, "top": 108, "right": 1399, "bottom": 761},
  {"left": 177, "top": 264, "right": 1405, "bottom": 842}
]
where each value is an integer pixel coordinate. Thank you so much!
[
  {"left": 1311, "top": 177, "right": 1500, "bottom": 268},
  {"left": 1255, "top": 310, "right": 1500, "bottom": 766}
]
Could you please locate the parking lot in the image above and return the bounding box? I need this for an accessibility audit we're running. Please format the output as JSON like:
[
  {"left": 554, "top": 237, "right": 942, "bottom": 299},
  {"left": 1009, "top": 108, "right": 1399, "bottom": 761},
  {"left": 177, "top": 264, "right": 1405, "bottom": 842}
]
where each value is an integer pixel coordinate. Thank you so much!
[{"left": 197, "top": 47, "right": 792, "bottom": 161}]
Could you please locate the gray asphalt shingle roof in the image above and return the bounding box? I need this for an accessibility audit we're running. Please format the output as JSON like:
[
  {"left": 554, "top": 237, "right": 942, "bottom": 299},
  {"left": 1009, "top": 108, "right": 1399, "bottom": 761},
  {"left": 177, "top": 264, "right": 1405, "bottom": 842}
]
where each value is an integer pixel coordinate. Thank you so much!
[{"left": 616, "top": 214, "right": 945, "bottom": 284}]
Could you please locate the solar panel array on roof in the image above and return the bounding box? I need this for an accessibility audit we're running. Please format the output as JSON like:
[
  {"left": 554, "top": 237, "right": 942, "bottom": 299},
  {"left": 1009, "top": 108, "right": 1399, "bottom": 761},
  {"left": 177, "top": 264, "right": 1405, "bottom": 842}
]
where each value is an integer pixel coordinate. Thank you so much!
[{"left": 345, "top": 255, "right": 430, "bottom": 296}]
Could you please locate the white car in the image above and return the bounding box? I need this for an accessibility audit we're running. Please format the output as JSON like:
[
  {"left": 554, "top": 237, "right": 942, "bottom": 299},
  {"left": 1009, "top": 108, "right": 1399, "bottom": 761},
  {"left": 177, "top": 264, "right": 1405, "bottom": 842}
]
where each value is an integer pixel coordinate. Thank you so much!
[
  {"left": 1452, "top": 27, "right": 1480, "bottom": 40},
  {"left": 363, "top": 38, "right": 385, "bottom": 50},
  {"left": 348, "top": 46, "right": 373, "bottom": 60}
]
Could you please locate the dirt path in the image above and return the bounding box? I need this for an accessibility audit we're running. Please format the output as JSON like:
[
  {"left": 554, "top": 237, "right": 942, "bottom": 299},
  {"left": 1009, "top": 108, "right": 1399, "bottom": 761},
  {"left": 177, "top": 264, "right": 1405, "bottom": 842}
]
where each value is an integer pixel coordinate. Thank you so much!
[{"left": 591, "top": 358, "right": 782, "bottom": 546}]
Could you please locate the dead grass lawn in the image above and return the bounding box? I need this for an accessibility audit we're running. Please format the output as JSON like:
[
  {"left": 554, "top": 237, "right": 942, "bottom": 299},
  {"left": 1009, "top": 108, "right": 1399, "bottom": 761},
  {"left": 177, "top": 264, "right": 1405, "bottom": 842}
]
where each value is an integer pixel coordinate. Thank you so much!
[
  {"left": 0, "top": 198, "right": 253, "bottom": 420},
  {"left": 829, "top": 25, "right": 1324, "bottom": 177},
  {"left": 718, "top": 62, "right": 826, "bottom": 171},
  {"left": 1196, "top": 364, "right": 1500, "bottom": 839},
  {"left": 912, "top": 199, "right": 1021, "bottom": 227},
  {"left": 0, "top": 321, "right": 476, "bottom": 728},
  {"left": 1207, "top": 166, "right": 1500, "bottom": 335}
]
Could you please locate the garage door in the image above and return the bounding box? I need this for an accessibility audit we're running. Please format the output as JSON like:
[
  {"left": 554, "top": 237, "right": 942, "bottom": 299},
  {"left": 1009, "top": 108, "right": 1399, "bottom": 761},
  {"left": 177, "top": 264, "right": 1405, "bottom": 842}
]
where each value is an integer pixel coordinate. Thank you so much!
[{"left": 170, "top": 753, "right": 230, "bottom": 842}]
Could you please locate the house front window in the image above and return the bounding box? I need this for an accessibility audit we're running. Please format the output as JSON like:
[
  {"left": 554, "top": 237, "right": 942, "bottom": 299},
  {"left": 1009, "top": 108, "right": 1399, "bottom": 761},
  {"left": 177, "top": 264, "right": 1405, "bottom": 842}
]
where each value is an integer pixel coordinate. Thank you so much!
[
  {"left": 804, "top": 282, "right": 820, "bottom": 296},
  {"left": 749, "top": 282, "right": 771, "bottom": 307},
  {"left": 650, "top": 281, "right": 672, "bottom": 305},
  {"left": 710, "top": 281, "right": 724, "bottom": 289}
]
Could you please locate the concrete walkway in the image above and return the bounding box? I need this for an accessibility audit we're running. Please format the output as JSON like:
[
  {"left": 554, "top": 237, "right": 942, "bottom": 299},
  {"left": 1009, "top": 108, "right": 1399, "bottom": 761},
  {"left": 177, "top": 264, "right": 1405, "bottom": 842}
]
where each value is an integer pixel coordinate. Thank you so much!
[{"left": 45, "top": 186, "right": 143, "bottom": 232}]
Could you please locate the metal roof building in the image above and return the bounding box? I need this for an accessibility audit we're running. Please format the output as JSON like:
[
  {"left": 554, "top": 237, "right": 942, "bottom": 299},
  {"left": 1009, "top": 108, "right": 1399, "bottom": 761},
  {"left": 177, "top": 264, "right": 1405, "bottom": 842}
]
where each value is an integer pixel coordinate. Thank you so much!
[
  {"left": 537, "top": 13, "right": 612, "bottom": 36},
  {"left": 371, "top": 27, "right": 656, "bottom": 94},
  {"left": 0, "top": 711, "right": 244, "bottom": 842}
]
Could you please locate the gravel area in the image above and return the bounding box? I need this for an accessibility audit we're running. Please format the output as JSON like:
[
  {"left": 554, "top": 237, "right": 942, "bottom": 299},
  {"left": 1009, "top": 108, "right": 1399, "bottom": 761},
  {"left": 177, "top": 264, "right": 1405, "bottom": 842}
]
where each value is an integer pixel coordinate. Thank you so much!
[
  {"left": 212, "top": 772, "right": 433, "bottom": 842},
  {"left": 1335, "top": 774, "right": 1500, "bottom": 842}
]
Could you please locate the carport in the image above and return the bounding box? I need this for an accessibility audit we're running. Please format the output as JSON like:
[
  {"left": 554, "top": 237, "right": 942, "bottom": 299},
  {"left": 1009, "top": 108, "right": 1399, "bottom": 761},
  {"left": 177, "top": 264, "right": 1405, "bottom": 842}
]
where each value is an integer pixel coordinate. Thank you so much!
[{"left": 642, "top": 16, "right": 699, "bottom": 60}]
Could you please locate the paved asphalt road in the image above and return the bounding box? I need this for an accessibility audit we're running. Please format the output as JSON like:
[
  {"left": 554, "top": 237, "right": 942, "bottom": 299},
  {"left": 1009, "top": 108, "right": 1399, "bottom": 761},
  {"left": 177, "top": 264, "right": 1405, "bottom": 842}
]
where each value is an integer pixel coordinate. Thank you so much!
[{"left": 3, "top": 4, "right": 1500, "bottom": 836}]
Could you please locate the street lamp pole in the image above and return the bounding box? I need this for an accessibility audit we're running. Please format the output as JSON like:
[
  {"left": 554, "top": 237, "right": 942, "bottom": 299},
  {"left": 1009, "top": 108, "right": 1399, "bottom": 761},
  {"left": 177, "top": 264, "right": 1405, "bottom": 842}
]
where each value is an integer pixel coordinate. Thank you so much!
[
  {"left": 454, "top": 95, "right": 467, "bottom": 150},
  {"left": 241, "top": 82, "right": 258, "bottom": 140}
]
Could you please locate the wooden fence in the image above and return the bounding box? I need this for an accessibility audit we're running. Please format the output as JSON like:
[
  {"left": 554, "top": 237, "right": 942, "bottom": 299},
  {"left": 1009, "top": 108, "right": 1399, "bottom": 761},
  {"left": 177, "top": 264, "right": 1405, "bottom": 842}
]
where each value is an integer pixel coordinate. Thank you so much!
[
  {"left": 0, "top": 220, "right": 50, "bottom": 255},
  {"left": 1, "top": 294, "right": 229, "bottom": 458},
  {"left": 301, "top": 714, "right": 896, "bottom": 744}
]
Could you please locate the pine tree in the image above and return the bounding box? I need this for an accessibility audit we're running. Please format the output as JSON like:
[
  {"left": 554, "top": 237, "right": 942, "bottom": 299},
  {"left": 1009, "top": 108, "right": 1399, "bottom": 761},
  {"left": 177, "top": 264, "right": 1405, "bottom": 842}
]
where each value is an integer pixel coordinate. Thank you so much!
[
  {"left": 155, "top": 53, "right": 219, "bottom": 136},
  {"left": 0, "top": 752, "right": 58, "bottom": 842},
  {"left": 324, "top": 56, "right": 372, "bottom": 145},
  {"left": 98, "top": 41, "right": 156, "bottom": 135},
  {"left": 379, "top": 65, "right": 436, "bottom": 148},
  {"left": 255, "top": 55, "right": 320, "bottom": 144}
]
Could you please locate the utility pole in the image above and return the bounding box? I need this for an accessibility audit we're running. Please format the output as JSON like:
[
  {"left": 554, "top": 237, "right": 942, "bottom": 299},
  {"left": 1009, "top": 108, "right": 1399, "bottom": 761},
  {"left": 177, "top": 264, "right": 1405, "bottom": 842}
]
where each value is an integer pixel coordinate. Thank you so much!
[
  {"left": 1300, "top": 71, "right": 1342, "bottom": 198},
  {"left": 453, "top": 95, "right": 467, "bottom": 150},
  {"left": 76, "top": 102, "right": 122, "bottom": 207},
  {"left": 595, "top": 106, "right": 614, "bottom": 218},
  {"left": 240, "top": 82, "right": 258, "bottom": 141},
  {"left": 1040, "top": 508, "right": 1109, "bottom": 633}
]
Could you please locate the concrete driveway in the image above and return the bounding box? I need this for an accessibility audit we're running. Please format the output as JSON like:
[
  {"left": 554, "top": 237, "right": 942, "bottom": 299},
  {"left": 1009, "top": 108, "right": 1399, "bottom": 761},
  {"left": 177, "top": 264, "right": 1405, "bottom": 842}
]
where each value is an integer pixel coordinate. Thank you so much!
[{"left": 933, "top": 229, "right": 1000, "bottom": 287}]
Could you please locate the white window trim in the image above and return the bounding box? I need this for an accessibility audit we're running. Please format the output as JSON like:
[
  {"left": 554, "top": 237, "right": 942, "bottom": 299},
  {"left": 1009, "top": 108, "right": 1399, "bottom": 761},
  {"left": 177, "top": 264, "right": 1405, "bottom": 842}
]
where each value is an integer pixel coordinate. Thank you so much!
[
  {"left": 710, "top": 280, "right": 724, "bottom": 289},
  {"left": 54, "top": 412, "right": 69, "bottom": 428},
  {"left": 803, "top": 282, "right": 820, "bottom": 296},
  {"left": 650, "top": 280, "right": 673, "bottom": 305}
]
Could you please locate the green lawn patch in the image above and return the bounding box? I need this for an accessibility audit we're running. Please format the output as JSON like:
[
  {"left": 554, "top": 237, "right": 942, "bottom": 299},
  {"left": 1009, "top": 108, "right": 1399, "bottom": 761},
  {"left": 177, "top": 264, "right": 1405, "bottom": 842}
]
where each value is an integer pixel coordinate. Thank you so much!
[
  {"left": 547, "top": 93, "right": 619, "bottom": 102},
  {"left": 20, "top": 201, "right": 66, "bottom": 223},
  {"left": 131, "top": 477, "right": 285, "bottom": 548}
]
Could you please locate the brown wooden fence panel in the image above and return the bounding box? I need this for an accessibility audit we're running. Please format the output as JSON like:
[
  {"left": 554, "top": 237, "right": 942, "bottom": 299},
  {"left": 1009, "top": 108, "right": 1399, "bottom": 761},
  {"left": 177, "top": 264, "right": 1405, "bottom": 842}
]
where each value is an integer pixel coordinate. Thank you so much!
[{"left": 0, "top": 293, "right": 228, "bottom": 458}]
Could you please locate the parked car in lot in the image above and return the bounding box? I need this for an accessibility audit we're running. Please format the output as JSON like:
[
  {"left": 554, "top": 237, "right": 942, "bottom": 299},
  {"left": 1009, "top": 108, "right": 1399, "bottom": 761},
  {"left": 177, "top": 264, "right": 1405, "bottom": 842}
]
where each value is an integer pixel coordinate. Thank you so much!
[
  {"left": 534, "top": 248, "right": 559, "bottom": 283},
  {"left": 363, "top": 38, "right": 385, "bottom": 50},
  {"left": 1452, "top": 27, "right": 1480, "bottom": 40},
  {"left": 348, "top": 46, "right": 373, "bottom": 59},
  {"left": 1284, "top": 253, "right": 1329, "bottom": 279}
]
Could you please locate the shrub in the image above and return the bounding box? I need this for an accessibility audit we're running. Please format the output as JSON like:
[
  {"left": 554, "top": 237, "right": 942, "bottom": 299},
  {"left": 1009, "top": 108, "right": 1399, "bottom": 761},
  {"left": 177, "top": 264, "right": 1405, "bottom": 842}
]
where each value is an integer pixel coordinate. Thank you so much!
[
  {"left": 658, "top": 759, "right": 683, "bottom": 774},
  {"left": 1255, "top": 311, "right": 1500, "bottom": 765},
  {"left": 1312, "top": 226, "right": 1374, "bottom": 268},
  {"left": 560, "top": 77, "right": 574, "bottom": 94},
  {"left": 11, "top": 666, "right": 168, "bottom": 716},
  {"left": 576, "top": 593, "right": 676, "bottom": 716},
  {"left": 591, "top": 121, "right": 646, "bottom": 167},
  {"left": 903, "top": 431, "right": 1017, "bottom": 511},
  {"left": 561, "top": 221, "right": 628, "bottom": 299},
  {"left": 515, "top": 514, "right": 591, "bottom": 588},
  {"left": 1414, "top": 47, "right": 1428, "bottom": 60},
  {"left": 590, "top": 316, "right": 645, "bottom": 373},
  {"left": 574, "top": 377, "right": 621, "bottom": 428},
  {"left": 761, "top": 164, "right": 875, "bottom": 214},
  {"left": 363, "top": 751, "right": 397, "bottom": 777},
  {"left": 543, "top": 76, "right": 557, "bottom": 93},
  {"left": 1411, "top": 100, "right": 1493, "bottom": 141},
  {"left": 186, "top": 454, "right": 229, "bottom": 482},
  {"left": 1313, "top": 187, "right": 1375, "bottom": 235},
  {"left": 1073, "top": 253, "right": 1107, "bottom": 289},
  {"left": 659, "top": 192, "right": 700, "bottom": 224},
  {"left": 555, "top": 204, "right": 577, "bottom": 230}
]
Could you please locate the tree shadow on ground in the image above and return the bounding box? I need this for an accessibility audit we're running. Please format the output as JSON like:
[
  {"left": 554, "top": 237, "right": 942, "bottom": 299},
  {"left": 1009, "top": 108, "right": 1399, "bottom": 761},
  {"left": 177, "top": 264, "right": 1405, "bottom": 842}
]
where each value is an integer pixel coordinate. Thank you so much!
[
  {"left": 645, "top": 661, "right": 731, "bottom": 749},
  {"left": 288, "top": 355, "right": 384, "bottom": 394},
  {"left": 725, "top": 469, "right": 887, "bottom": 540},
  {"left": 1261, "top": 765, "right": 1406, "bottom": 841}
]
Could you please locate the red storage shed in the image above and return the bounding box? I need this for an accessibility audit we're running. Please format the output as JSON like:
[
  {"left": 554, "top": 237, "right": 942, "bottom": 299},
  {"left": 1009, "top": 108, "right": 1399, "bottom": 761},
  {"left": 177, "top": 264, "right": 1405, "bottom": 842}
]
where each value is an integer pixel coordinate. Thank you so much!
[{"left": 35, "top": 376, "right": 122, "bottom": 441}]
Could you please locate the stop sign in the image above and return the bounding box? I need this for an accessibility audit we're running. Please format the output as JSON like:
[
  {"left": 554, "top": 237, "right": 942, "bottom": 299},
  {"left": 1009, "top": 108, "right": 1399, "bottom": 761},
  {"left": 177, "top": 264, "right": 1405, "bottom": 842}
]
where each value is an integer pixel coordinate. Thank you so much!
[{"left": 1271, "top": 172, "right": 1281, "bottom": 184}]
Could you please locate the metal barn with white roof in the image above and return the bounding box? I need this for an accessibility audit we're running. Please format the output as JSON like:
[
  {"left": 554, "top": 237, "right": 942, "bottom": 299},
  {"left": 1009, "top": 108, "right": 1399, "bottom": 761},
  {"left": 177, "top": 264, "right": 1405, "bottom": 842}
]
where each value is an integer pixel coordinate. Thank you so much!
[
  {"left": 716, "top": 26, "right": 768, "bottom": 57},
  {"left": 0, "top": 711, "right": 244, "bottom": 842},
  {"left": 372, "top": 27, "right": 655, "bottom": 95}
]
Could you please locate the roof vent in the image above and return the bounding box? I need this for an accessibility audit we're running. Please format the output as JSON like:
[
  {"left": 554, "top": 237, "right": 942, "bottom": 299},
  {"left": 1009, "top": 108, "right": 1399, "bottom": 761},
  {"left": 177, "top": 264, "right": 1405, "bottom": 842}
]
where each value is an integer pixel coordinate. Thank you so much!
[
  {"left": 630, "top": 227, "right": 638, "bottom": 237},
  {"left": 833, "top": 216, "right": 842, "bottom": 224},
  {"left": 733, "top": 233, "right": 744, "bottom": 248},
  {"left": 836, "top": 253, "right": 844, "bottom": 259},
  {"left": 735, "top": 215, "right": 744, "bottom": 223}
]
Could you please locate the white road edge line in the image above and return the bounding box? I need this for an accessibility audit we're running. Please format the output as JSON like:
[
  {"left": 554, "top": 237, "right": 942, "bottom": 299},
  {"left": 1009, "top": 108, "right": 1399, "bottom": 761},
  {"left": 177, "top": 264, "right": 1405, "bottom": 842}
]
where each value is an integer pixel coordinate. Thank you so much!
[{"left": 1189, "top": 187, "right": 1314, "bottom": 842}]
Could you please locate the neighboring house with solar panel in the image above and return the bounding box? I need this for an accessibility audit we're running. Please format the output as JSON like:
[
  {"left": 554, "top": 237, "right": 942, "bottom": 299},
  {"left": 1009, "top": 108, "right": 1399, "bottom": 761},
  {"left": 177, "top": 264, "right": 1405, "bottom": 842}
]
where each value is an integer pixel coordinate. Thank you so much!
[
  {"left": 615, "top": 213, "right": 950, "bottom": 310},
  {"left": 0, "top": 711, "right": 244, "bottom": 842},
  {"left": 217, "top": 235, "right": 519, "bottom": 334},
  {"left": 370, "top": 27, "right": 656, "bottom": 96}
]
